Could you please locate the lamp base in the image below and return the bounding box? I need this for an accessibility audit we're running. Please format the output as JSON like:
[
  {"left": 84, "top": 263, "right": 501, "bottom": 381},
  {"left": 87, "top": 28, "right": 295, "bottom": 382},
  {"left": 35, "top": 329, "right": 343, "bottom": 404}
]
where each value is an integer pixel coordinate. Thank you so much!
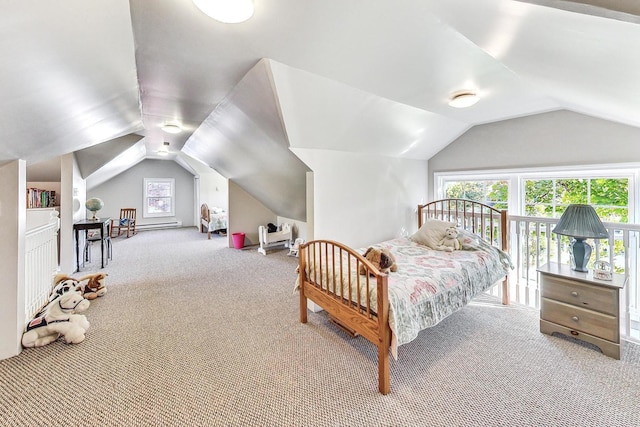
[{"left": 570, "top": 238, "right": 591, "bottom": 272}]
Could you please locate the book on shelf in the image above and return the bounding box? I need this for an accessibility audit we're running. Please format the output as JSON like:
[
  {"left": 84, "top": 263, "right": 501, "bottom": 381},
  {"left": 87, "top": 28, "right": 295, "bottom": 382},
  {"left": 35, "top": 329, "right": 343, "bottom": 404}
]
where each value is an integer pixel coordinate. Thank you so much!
[{"left": 26, "top": 188, "right": 57, "bottom": 209}]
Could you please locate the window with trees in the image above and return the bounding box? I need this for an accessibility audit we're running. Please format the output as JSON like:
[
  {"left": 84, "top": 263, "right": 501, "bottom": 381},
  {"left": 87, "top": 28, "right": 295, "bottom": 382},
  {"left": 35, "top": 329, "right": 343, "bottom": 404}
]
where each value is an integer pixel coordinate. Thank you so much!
[
  {"left": 143, "top": 178, "right": 175, "bottom": 218},
  {"left": 524, "top": 178, "right": 629, "bottom": 222},
  {"left": 439, "top": 171, "right": 633, "bottom": 224}
]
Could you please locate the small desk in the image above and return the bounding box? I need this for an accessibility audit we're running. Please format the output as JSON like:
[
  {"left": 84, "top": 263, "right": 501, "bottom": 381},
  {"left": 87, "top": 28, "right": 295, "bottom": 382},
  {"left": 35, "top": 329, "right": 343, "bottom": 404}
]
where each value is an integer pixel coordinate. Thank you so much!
[{"left": 74, "top": 217, "right": 111, "bottom": 272}]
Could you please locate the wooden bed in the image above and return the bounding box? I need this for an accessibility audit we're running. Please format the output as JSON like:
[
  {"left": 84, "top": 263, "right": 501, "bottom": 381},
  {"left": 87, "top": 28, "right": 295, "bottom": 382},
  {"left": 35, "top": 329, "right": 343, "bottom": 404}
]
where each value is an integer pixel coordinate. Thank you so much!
[
  {"left": 200, "top": 203, "right": 228, "bottom": 239},
  {"left": 297, "top": 199, "right": 510, "bottom": 394}
]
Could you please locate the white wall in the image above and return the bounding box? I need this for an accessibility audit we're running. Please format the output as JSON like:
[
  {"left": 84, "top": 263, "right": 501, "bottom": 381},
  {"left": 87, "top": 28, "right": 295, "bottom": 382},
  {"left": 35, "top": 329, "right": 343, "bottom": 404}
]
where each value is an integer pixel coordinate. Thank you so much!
[
  {"left": 0, "top": 160, "right": 26, "bottom": 360},
  {"left": 88, "top": 159, "right": 196, "bottom": 228},
  {"left": 292, "top": 149, "right": 428, "bottom": 249},
  {"left": 199, "top": 168, "right": 228, "bottom": 212},
  {"left": 59, "top": 153, "right": 86, "bottom": 273},
  {"left": 427, "top": 110, "right": 640, "bottom": 199}
]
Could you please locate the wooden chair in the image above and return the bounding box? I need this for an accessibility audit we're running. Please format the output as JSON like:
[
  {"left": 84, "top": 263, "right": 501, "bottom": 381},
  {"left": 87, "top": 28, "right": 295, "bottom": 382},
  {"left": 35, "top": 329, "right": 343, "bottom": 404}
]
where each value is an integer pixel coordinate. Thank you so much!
[{"left": 111, "top": 208, "right": 137, "bottom": 238}]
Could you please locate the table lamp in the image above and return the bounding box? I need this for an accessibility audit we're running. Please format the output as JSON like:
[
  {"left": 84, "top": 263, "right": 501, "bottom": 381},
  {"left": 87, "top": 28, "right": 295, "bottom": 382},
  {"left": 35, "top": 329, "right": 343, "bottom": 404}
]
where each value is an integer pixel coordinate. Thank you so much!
[
  {"left": 85, "top": 197, "right": 104, "bottom": 221},
  {"left": 552, "top": 204, "right": 608, "bottom": 272}
]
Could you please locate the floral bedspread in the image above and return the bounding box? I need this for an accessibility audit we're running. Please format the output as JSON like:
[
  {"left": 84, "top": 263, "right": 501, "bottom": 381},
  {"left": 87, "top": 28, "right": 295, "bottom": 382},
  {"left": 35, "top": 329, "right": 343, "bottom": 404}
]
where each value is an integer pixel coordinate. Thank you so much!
[
  {"left": 372, "top": 235, "right": 512, "bottom": 348},
  {"left": 299, "top": 232, "right": 512, "bottom": 352},
  {"left": 205, "top": 212, "right": 227, "bottom": 232}
]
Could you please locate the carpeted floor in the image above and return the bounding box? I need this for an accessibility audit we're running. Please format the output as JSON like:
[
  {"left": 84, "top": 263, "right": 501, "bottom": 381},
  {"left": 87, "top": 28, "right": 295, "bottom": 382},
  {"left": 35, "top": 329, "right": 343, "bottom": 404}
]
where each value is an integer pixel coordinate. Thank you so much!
[{"left": 1, "top": 228, "right": 639, "bottom": 426}]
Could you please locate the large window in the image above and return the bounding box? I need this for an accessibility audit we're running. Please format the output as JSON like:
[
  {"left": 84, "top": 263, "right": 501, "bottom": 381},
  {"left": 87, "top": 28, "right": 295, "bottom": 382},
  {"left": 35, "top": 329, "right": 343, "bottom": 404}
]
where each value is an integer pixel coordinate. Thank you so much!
[
  {"left": 437, "top": 167, "right": 636, "bottom": 223},
  {"left": 443, "top": 179, "right": 509, "bottom": 210},
  {"left": 524, "top": 177, "right": 629, "bottom": 222},
  {"left": 143, "top": 178, "right": 175, "bottom": 218}
]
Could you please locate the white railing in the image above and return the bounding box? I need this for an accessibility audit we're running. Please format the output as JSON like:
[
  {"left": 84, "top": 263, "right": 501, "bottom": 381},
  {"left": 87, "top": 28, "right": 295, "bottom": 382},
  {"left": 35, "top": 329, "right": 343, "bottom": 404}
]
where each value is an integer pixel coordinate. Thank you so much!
[
  {"left": 506, "top": 215, "right": 639, "bottom": 342},
  {"left": 24, "top": 211, "right": 60, "bottom": 324}
]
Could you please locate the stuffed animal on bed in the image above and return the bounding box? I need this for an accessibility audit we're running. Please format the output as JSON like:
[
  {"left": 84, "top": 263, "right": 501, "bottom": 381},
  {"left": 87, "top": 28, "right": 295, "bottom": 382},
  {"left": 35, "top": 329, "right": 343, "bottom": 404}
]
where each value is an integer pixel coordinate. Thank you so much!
[
  {"left": 78, "top": 272, "right": 108, "bottom": 300},
  {"left": 22, "top": 291, "right": 91, "bottom": 348},
  {"left": 437, "top": 227, "right": 461, "bottom": 252},
  {"left": 360, "top": 247, "right": 398, "bottom": 275}
]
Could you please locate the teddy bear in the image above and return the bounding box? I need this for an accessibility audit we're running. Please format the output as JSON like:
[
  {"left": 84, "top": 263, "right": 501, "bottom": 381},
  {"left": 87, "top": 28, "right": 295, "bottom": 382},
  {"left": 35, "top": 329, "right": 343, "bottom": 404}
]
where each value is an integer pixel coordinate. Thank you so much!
[
  {"left": 77, "top": 272, "right": 108, "bottom": 300},
  {"left": 437, "top": 227, "right": 461, "bottom": 252},
  {"left": 22, "top": 291, "right": 91, "bottom": 348},
  {"left": 359, "top": 247, "right": 398, "bottom": 275}
]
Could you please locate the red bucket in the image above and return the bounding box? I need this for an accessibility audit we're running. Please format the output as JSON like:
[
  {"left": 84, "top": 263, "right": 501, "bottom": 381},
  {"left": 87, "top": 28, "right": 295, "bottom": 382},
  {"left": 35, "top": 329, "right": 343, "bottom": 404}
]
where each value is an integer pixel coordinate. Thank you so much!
[{"left": 232, "top": 232, "right": 245, "bottom": 249}]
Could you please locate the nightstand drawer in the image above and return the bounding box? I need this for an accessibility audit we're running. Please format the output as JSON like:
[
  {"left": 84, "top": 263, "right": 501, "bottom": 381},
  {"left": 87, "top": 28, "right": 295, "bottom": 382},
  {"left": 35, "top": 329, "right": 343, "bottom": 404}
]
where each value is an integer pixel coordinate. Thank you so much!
[
  {"left": 541, "top": 275, "right": 618, "bottom": 315},
  {"left": 541, "top": 298, "right": 618, "bottom": 342}
]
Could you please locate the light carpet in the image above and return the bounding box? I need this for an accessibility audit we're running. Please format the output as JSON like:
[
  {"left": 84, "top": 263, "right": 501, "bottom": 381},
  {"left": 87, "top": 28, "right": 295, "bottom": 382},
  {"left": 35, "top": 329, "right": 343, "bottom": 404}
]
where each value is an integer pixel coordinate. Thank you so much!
[{"left": 1, "top": 228, "right": 639, "bottom": 426}]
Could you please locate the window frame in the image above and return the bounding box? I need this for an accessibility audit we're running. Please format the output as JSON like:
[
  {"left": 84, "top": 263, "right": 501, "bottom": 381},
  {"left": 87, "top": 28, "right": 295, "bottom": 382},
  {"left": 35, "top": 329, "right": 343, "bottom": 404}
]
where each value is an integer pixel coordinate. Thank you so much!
[
  {"left": 143, "top": 178, "right": 175, "bottom": 218},
  {"left": 435, "top": 163, "right": 638, "bottom": 223}
]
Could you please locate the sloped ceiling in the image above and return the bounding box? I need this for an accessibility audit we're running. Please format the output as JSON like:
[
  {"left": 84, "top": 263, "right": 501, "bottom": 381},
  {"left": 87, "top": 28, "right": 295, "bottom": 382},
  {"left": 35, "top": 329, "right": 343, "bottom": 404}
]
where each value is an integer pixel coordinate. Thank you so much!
[
  {"left": 2, "top": 1, "right": 639, "bottom": 209},
  {"left": 183, "top": 59, "right": 309, "bottom": 220}
]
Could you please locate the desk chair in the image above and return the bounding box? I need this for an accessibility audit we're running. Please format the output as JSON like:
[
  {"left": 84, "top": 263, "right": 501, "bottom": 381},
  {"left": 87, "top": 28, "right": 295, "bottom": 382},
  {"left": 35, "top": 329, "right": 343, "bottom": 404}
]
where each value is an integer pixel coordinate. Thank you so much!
[
  {"left": 111, "top": 208, "right": 137, "bottom": 238},
  {"left": 83, "top": 225, "right": 112, "bottom": 267}
]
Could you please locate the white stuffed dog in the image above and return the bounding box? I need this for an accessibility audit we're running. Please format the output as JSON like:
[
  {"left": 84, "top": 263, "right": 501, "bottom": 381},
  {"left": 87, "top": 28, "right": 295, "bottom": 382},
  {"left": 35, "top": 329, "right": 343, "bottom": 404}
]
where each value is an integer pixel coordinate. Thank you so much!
[
  {"left": 22, "top": 292, "right": 91, "bottom": 348},
  {"left": 49, "top": 274, "right": 84, "bottom": 302}
]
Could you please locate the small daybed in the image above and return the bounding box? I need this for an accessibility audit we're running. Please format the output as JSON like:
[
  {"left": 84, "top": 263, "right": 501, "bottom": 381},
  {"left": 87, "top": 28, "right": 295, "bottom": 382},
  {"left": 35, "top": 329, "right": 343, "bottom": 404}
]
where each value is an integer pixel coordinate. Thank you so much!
[
  {"left": 297, "top": 199, "right": 511, "bottom": 394},
  {"left": 200, "top": 203, "right": 228, "bottom": 239}
]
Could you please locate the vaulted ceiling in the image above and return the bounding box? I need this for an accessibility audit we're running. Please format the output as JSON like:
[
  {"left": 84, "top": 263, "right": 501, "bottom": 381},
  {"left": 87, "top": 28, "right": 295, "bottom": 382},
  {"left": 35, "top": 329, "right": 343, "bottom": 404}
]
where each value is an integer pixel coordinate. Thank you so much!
[{"left": 2, "top": 1, "right": 639, "bottom": 212}]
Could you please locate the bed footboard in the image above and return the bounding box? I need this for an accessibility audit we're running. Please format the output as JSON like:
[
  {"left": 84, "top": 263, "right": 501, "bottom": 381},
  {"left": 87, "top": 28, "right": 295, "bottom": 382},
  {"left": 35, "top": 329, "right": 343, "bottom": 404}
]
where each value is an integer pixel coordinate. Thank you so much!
[{"left": 298, "top": 240, "right": 392, "bottom": 394}]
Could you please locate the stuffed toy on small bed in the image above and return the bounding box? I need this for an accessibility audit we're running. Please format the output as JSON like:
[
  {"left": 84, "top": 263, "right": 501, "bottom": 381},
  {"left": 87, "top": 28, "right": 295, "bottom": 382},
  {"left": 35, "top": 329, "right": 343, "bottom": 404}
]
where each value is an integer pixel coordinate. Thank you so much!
[
  {"left": 22, "top": 291, "right": 91, "bottom": 348},
  {"left": 437, "top": 227, "right": 461, "bottom": 252},
  {"left": 360, "top": 247, "right": 398, "bottom": 275}
]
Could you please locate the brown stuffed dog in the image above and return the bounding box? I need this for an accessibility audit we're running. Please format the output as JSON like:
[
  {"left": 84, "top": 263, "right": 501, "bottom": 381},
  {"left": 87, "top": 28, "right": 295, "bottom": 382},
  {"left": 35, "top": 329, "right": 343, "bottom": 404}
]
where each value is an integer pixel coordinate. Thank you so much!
[
  {"left": 78, "top": 273, "right": 108, "bottom": 300},
  {"left": 359, "top": 247, "right": 398, "bottom": 275}
]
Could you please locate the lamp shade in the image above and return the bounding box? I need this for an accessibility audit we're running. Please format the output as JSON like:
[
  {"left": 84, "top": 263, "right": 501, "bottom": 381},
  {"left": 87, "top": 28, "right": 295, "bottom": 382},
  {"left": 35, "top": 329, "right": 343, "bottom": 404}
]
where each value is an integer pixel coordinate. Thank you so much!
[{"left": 552, "top": 204, "right": 608, "bottom": 239}]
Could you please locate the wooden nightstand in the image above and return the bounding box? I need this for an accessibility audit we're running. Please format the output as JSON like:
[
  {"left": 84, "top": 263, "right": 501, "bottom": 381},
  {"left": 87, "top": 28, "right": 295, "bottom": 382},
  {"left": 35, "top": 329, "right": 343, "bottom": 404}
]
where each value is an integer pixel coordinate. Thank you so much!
[{"left": 538, "top": 262, "right": 626, "bottom": 359}]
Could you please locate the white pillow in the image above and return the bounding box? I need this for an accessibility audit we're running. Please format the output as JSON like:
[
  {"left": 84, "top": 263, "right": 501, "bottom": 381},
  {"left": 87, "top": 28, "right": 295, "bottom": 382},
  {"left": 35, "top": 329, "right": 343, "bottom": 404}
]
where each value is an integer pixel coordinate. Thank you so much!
[{"left": 410, "top": 219, "right": 457, "bottom": 249}]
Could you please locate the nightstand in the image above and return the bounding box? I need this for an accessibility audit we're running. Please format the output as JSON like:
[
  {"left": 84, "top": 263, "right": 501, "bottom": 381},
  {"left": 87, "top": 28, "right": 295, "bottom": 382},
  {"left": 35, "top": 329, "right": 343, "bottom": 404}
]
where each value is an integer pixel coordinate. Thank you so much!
[{"left": 538, "top": 262, "right": 626, "bottom": 359}]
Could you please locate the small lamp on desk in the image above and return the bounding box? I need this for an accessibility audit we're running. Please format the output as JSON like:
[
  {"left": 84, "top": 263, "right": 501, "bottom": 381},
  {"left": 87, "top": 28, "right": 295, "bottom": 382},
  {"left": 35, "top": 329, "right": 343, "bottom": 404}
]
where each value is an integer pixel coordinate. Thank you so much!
[{"left": 552, "top": 204, "right": 608, "bottom": 272}]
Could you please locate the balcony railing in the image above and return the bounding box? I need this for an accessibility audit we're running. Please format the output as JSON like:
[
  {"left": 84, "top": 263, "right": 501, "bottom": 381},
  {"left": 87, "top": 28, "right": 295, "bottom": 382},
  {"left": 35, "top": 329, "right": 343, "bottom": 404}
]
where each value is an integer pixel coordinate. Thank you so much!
[{"left": 497, "top": 215, "right": 639, "bottom": 343}]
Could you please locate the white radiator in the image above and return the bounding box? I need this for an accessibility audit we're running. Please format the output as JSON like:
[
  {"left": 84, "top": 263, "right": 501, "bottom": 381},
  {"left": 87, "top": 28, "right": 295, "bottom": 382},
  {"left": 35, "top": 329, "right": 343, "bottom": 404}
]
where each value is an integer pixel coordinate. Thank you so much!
[
  {"left": 24, "top": 211, "right": 60, "bottom": 324},
  {"left": 136, "top": 220, "right": 182, "bottom": 231}
]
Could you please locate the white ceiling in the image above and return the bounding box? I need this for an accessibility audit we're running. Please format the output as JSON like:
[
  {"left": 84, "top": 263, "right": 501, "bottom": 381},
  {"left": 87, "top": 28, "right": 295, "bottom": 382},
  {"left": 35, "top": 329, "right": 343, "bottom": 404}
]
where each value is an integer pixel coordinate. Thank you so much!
[{"left": 3, "top": 1, "right": 639, "bottom": 184}]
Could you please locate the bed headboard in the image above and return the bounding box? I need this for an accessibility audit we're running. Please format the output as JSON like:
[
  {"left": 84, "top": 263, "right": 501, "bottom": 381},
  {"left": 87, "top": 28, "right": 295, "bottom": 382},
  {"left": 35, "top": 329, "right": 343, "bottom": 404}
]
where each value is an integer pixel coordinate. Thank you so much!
[
  {"left": 418, "top": 198, "right": 508, "bottom": 251},
  {"left": 201, "top": 203, "right": 210, "bottom": 221}
]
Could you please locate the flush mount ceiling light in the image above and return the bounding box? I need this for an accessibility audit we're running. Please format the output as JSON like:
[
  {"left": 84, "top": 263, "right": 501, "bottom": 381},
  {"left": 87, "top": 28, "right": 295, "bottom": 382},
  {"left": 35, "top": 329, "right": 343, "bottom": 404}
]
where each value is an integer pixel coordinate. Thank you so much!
[
  {"left": 161, "top": 124, "right": 182, "bottom": 134},
  {"left": 448, "top": 92, "right": 480, "bottom": 108},
  {"left": 192, "top": 0, "right": 254, "bottom": 24},
  {"left": 158, "top": 142, "right": 170, "bottom": 156}
]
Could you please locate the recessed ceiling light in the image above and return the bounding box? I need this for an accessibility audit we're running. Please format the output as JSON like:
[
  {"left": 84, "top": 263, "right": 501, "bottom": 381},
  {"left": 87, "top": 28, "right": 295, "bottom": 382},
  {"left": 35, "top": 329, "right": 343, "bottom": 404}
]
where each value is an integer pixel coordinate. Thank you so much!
[
  {"left": 161, "top": 124, "right": 182, "bottom": 134},
  {"left": 448, "top": 92, "right": 479, "bottom": 108},
  {"left": 192, "top": 0, "right": 254, "bottom": 24}
]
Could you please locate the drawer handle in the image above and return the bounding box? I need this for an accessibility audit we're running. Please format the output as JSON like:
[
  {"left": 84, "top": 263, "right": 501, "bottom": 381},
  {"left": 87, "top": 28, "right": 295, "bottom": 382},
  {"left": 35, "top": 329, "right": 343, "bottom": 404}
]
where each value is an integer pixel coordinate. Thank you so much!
[
  {"left": 571, "top": 316, "right": 579, "bottom": 322},
  {"left": 570, "top": 291, "right": 579, "bottom": 297}
]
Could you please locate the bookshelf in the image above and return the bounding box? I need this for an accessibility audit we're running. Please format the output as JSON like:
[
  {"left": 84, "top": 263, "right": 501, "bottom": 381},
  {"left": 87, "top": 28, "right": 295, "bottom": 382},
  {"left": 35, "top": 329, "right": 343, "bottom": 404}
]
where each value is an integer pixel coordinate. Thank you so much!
[{"left": 26, "top": 182, "right": 60, "bottom": 209}]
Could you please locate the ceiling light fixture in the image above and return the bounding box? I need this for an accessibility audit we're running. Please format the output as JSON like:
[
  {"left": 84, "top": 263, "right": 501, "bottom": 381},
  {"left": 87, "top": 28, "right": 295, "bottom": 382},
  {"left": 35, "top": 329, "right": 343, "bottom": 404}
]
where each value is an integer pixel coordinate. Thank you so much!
[
  {"left": 192, "top": 0, "right": 254, "bottom": 24},
  {"left": 158, "top": 142, "right": 170, "bottom": 156},
  {"left": 448, "top": 92, "right": 480, "bottom": 108},
  {"left": 161, "top": 124, "right": 182, "bottom": 134}
]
